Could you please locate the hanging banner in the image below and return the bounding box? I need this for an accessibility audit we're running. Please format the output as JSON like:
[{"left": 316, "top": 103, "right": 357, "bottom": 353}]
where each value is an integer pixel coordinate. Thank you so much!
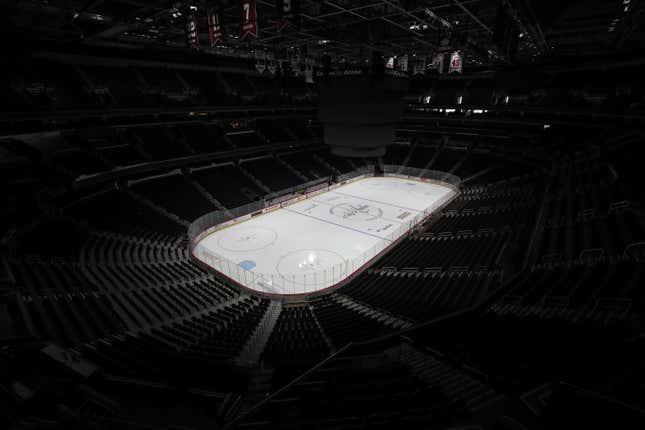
[
  {"left": 291, "top": 54, "right": 301, "bottom": 76},
  {"left": 185, "top": 14, "right": 199, "bottom": 49},
  {"left": 207, "top": 9, "right": 224, "bottom": 47},
  {"left": 398, "top": 55, "right": 408, "bottom": 72},
  {"left": 428, "top": 53, "right": 444, "bottom": 74},
  {"left": 449, "top": 51, "right": 462, "bottom": 74},
  {"left": 304, "top": 58, "right": 314, "bottom": 83},
  {"left": 412, "top": 56, "right": 426, "bottom": 75},
  {"left": 436, "top": 53, "right": 445, "bottom": 74},
  {"left": 267, "top": 52, "right": 277, "bottom": 74},
  {"left": 240, "top": 0, "right": 258, "bottom": 39},
  {"left": 255, "top": 51, "right": 267, "bottom": 73},
  {"left": 277, "top": 0, "right": 300, "bottom": 32},
  {"left": 385, "top": 57, "right": 395, "bottom": 69}
]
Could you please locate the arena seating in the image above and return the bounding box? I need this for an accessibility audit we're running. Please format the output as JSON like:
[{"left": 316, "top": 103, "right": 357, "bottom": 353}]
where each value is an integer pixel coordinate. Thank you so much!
[
  {"left": 179, "top": 123, "right": 233, "bottom": 153},
  {"left": 531, "top": 159, "right": 645, "bottom": 263},
  {"left": 313, "top": 149, "right": 358, "bottom": 173},
  {"left": 411, "top": 307, "right": 645, "bottom": 411},
  {"left": 431, "top": 203, "right": 535, "bottom": 233},
  {"left": 180, "top": 69, "right": 237, "bottom": 105},
  {"left": 261, "top": 305, "right": 330, "bottom": 364},
  {"left": 226, "top": 131, "right": 266, "bottom": 148},
  {"left": 377, "top": 233, "right": 510, "bottom": 270},
  {"left": 51, "top": 147, "right": 110, "bottom": 178},
  {"left": 128, "top": 127, "right": 193, "bottom": 160},
  {"left": 2, "top": 45, "right": 645, "bottom": 430},
  {"left": 240, "top": 156, "right": 304, "bottom": 191},
  {"left": 402, "top": 144, "right": 437, "bottom": 168},
  {"left": 278, "top": 150, "right": 334, "bottom": 180},
  {"left": 493, "top": 257, "right": 644, "bottom": 323},
  {"left": 240, "top": 342, "right": 500, "bottom": 429},
  {"left": 339, "top": 269, "right": 500, "bottom": 322},
  {"left": 92, "top": 132, "right": 150, "bottom": 167},
  {"left": 255, "top": 119, "right": 293, "bottom": 143},
  {"left": 191, "top": 164, "right": 265, "bottom": 208},
  {"left": 131, "top": 174, "right": 216, "bottom": 222},
  {"left": 311, "top": 295, "right": 391, "bottom": 346},
  {"left": 66, "top": 189, "right": 186, "bottom": 237}
]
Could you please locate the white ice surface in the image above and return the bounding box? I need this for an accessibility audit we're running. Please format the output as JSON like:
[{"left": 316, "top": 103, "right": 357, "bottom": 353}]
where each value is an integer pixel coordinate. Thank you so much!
[{"left": 196, "top": 176, "right": 456, "bottom": 295}]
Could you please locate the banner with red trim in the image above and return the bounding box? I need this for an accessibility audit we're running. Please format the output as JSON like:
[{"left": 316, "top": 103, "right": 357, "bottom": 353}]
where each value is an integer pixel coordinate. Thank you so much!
[
  {"left": 185, "top": 13, "right": 199, "bottom": 49},
  {"left": 449, "top": 51, "right": 462, "bottom": 74},
  {"left": 207, "top": 9, "right": 224, "bottom": 47},
  {"left": 240, "top": 0, "right": 258, "bottom": 38}
]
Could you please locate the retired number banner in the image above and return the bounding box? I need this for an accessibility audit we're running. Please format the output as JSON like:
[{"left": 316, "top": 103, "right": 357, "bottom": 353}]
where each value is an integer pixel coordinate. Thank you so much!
[
  {"left": 240, "top": 0, "right": 258, "bottom": 38},
  {"left": 207, "top": 9, "right": 224, "bottom": 47},
  {"left": 277, "top": 0, "right": 300, "bottom": 32},
  {"left": 449, "top": 51, "right": 462, "bottom": 74},
  {"left": 185, "top": 14, "right": 199, "bottom": 49}
]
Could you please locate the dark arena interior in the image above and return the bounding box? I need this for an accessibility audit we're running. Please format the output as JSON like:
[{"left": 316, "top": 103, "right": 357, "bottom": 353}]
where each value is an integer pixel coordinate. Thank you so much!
[{"left": 2, "top": 0, "right": 645, "bottom": 428}]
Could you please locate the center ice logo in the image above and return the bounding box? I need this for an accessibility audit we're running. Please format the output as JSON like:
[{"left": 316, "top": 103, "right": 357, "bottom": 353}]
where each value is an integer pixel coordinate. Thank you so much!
[{"left": 330, "top": 203, "right": 383, "bottom": 221}]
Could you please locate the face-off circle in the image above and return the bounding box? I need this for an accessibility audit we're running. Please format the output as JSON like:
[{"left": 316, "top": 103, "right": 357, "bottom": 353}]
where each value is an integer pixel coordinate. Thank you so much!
[
  {"left": 276, "top": 249, "right": 346, "bottom": 285},
  {"left": 217, "top": 226, "right": 278, "bottom": 252},
  {"left": 329, "top": 202, "right": 383, "bottom": 221}
]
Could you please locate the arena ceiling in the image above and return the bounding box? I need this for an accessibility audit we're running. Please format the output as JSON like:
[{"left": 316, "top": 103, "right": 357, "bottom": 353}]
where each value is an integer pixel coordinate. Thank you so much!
[{"left": 5, "top": 0, "right": 645, "bottom": 68}]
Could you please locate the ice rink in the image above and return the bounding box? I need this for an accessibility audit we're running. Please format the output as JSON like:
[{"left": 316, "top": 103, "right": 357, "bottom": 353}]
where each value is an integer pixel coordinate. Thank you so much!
[{"left": 195, "top": 176, "right": 457, "bottom": 295}]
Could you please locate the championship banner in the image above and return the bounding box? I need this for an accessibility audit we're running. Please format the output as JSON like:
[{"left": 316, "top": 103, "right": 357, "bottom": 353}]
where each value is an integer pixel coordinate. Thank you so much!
[
  {"left": 207, "top": 9, "right": 224, "bottom": 47},
  {"left": 185, "top": 13, "right": 199, "bottom": 49},
  {"left": 277, "top": 0, "right": 300, "bottom": 32},
  {"left": 240, "top": 0, "right": 258, "bottom": 39},
  {"left": 449, "top": 51, "right": 462, "bottom": 74}
]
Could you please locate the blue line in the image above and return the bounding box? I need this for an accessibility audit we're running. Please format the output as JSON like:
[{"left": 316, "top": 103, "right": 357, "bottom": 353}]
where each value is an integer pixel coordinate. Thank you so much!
[
  {"left": 284, "top": 208, "right": 393, "bottom": 241},
  {"left": 330, "top": 190, "right": 421, "bottom": 212}
]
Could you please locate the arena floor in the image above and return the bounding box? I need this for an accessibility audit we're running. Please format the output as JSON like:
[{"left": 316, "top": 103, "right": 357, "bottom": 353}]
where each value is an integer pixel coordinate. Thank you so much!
[{"left": 195, "top": 176, "right": 457, "bottom": 295}]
